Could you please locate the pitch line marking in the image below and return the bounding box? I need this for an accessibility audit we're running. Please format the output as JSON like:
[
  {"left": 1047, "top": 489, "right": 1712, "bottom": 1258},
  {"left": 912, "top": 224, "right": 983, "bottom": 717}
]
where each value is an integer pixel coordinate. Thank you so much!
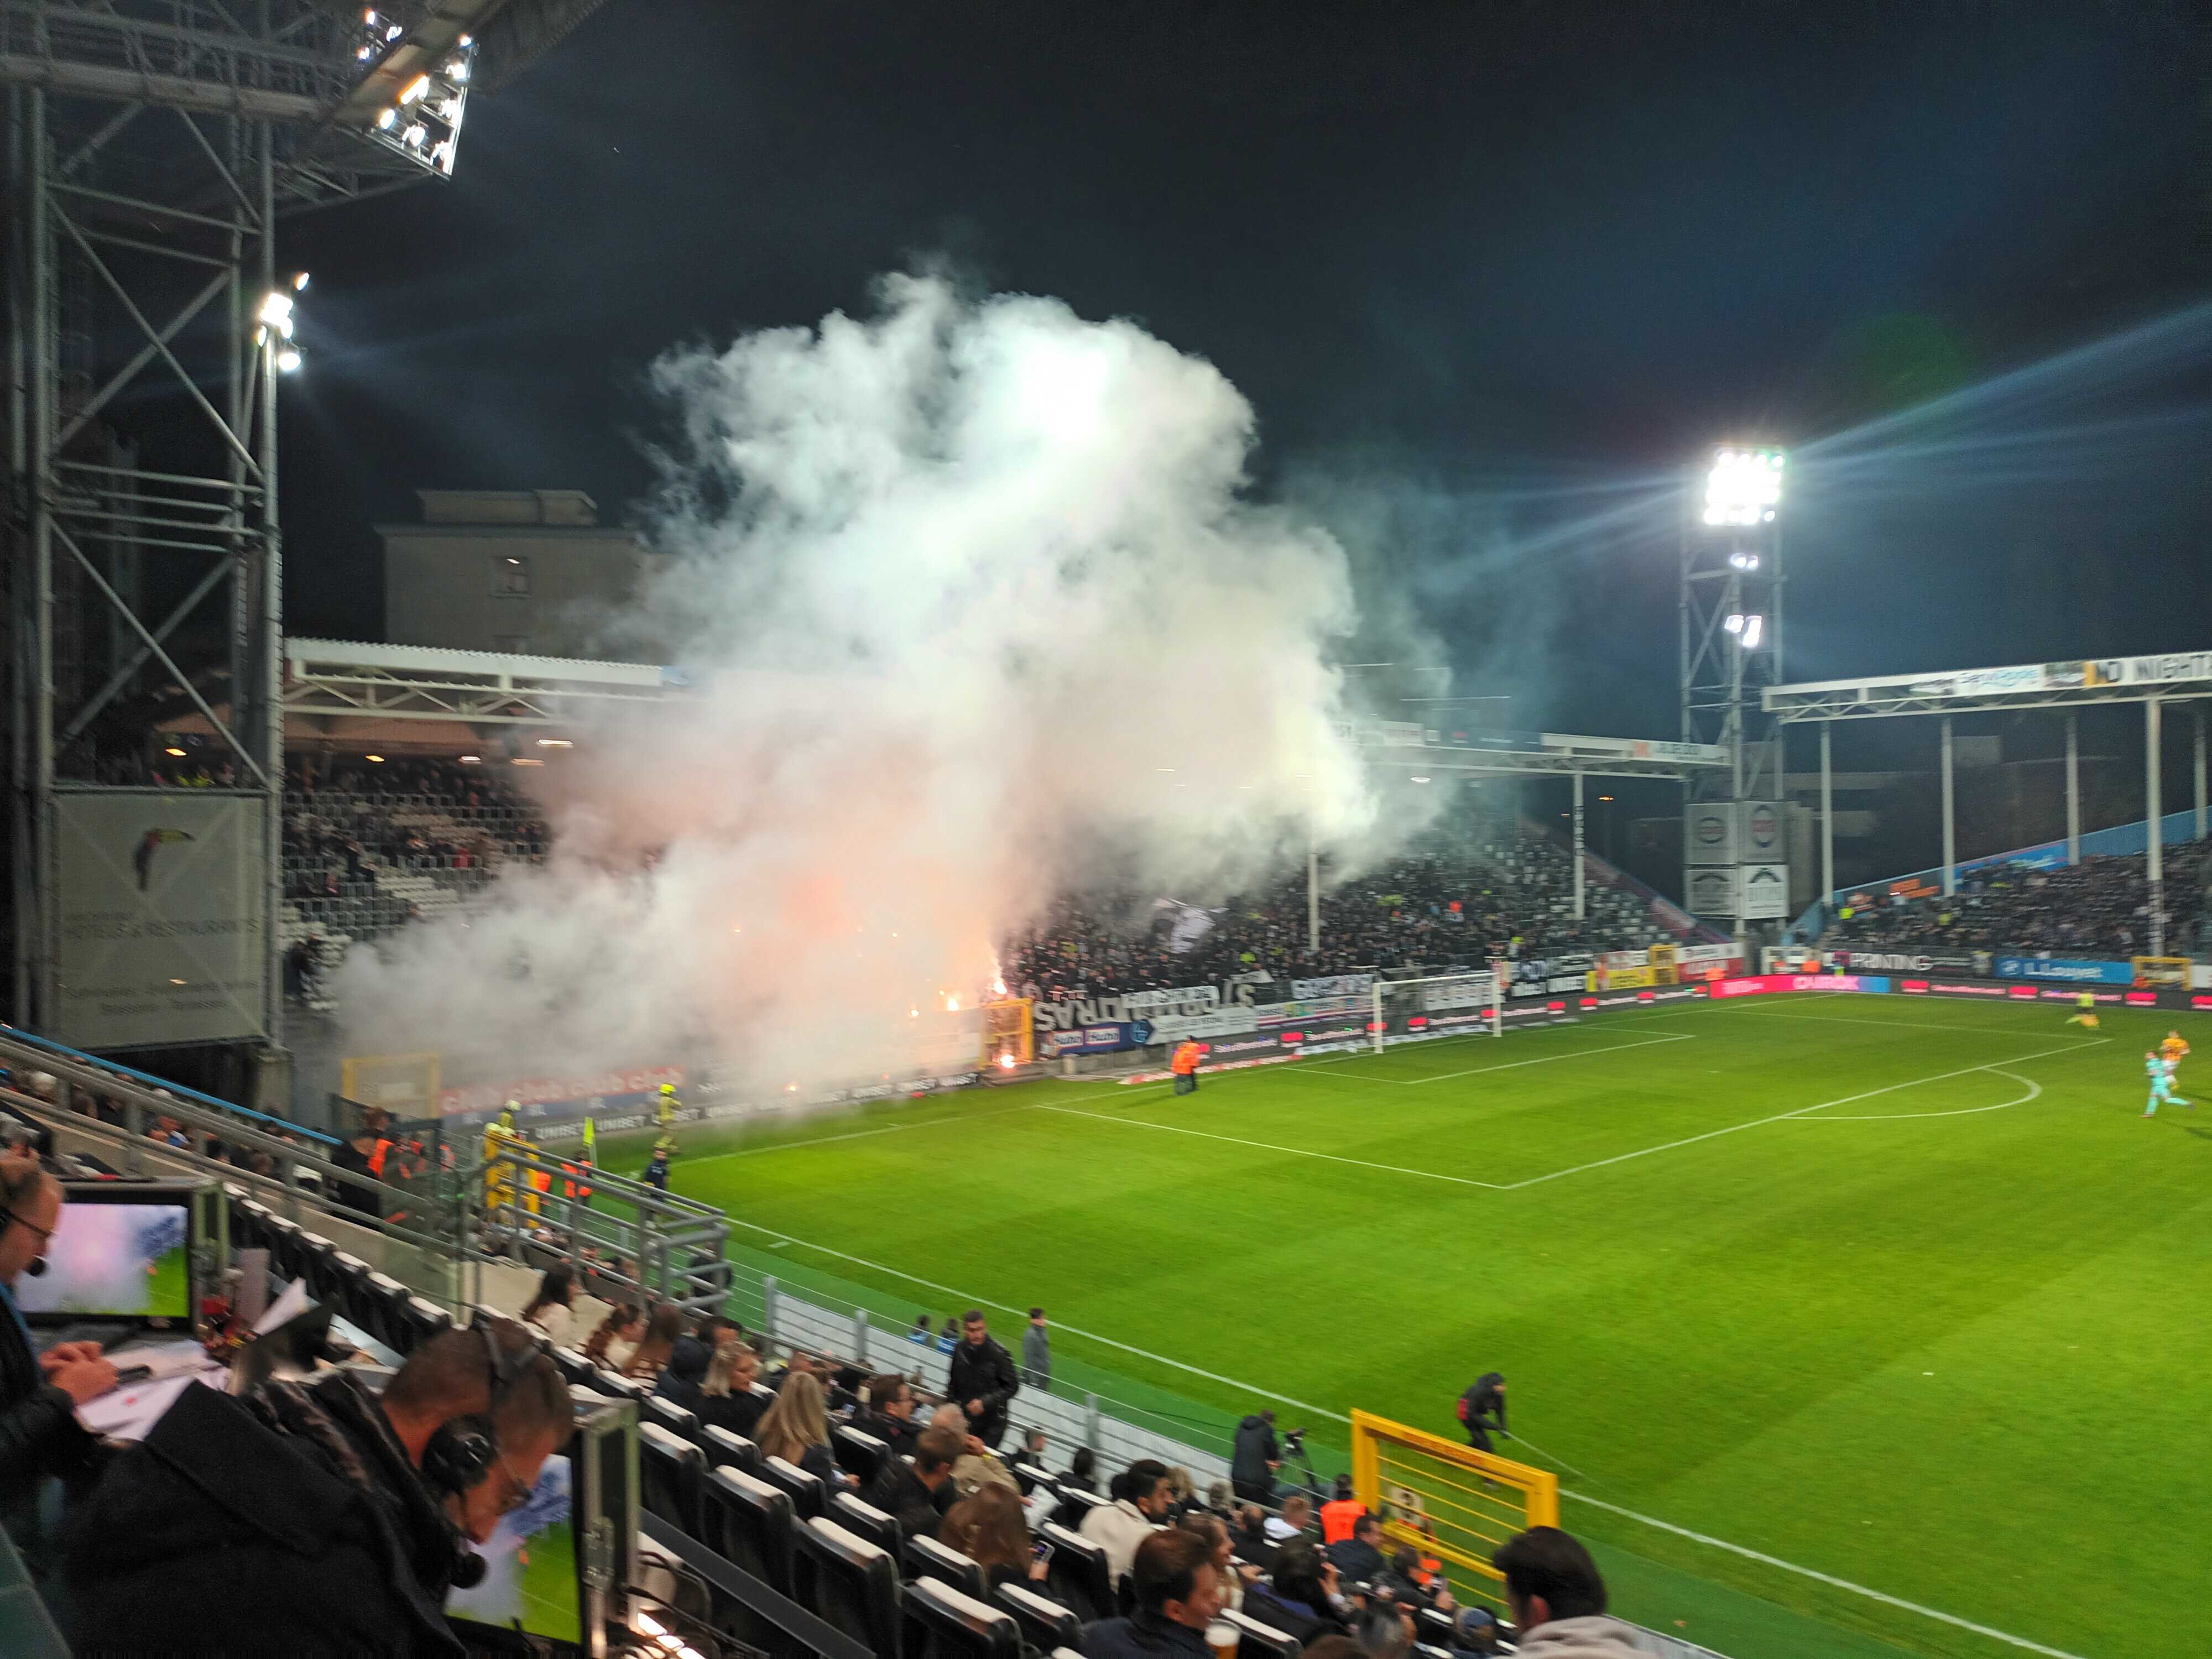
[
  {"left": 677, "top": 1092, "right": 1172, "bottom": 1168},
  {"left": 1797, "top": 1067, "right": 2043, "bottom": 1120},
  {"left": 1496, "top": 1038, "right": 2107, "bottom": 1190},
  {"left": 1725, "top": 1006, "right": 2117, "bottom": 1037},
  {"left": 1299, "top": 1029, "right": 1693, "bottom": 1087},
  {"left": 1027, "top": 1102, "right": 1509, "bottom": 1188},
  {"left": 702, "top": 1213, "right": 2083, "bottom": 1659}
]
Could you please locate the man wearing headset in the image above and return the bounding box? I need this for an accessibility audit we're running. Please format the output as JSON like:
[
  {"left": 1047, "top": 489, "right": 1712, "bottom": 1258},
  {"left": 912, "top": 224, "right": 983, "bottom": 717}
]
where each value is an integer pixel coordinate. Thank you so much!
[{"left": 65, "top": 1314, "right": 568, "bottom": 1656}]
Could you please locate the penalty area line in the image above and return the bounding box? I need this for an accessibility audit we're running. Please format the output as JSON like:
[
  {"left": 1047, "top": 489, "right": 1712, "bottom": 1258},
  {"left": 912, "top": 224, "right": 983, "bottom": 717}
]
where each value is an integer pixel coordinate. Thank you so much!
[
  {"left": 1027, "top": 1102, "right": 1509, "bottom": 1188},
  {"left": 680, "top": 1089, "right": 1176, "bottom": 1168}
]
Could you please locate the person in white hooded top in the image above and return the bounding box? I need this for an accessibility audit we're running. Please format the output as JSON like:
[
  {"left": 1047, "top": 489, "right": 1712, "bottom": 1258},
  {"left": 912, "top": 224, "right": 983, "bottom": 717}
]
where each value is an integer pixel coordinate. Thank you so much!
[{"left": 1491, "top": 1527, "right": 1650, "bottom": 1657}]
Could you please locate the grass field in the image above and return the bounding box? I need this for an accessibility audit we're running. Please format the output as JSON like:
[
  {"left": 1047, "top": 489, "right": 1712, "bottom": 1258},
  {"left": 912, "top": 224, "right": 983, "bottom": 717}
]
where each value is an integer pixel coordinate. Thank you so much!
[{"left": 611, "top": 993, "right": 2211, "bottom": 1659}]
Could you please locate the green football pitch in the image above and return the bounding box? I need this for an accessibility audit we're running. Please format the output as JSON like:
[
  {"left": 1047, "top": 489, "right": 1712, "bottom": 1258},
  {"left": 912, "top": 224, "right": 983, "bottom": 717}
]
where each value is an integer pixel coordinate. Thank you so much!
[{"left": 608, "top": 993, "right": 2210, "bottom": 1659}]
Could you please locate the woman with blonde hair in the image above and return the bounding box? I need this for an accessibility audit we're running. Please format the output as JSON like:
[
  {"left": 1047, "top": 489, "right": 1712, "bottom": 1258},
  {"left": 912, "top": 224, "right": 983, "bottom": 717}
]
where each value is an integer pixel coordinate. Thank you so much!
[
  {"left": 938, "top": 1483, "right": 1052, "bottom": 1594},
  {"left": 623, "top": 1302, "right": 687, "bottom": 1380},
  {"left": 752, "top": 1368, "right": 844, "bottom": 1488},
  {"left": 696, "top": 1342, "right": 766, "bottom": 1438}
]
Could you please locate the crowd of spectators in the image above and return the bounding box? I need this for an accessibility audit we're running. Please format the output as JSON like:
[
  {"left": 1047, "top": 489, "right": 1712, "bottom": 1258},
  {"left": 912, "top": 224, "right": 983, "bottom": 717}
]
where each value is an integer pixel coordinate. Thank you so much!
[
  {"left": 1004, "top": 828, "right": 1676, "bottom": 1003},
  {"left": 1822, "top": 842, "right": 2211, "bottom": 958}
]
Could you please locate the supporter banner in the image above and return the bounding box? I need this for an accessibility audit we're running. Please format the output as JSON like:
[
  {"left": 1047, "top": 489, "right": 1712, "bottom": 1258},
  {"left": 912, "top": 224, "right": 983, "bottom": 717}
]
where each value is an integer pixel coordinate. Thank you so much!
[
  {"left": 1141, "top": 1007, "right": 1260, "bottom": 1045},
  {"left": 51, "top": 789, "right": 271, "bottom": 1049},
  {"left": 1031, "top": 980, "right": 1255, "bottom": 1031},
  {"left": 1685, "top": 866, "right": 1738, "bottom": 916},
  {"left": 1677, "top": 943, "right": 1739, "bottom": 966},
  {"left": 1686, "top": 806, "right": 1735, "bottom": 865},
  {"left": 1598, "top": 950, "right": 1650, "bottom": 971},
  {"left": 1423, "top": 977, "right": 1496, "bottom": 1011},
  {"left": 1825, "top": 949, "right": 1986, "bottom": 975},
  {"left": 1739, "top": 863, "right": 1790, "bottom": 919},
  {"left": 1992, "top": 956, "right": 2135, "bottom": 987},
  {"left": 1292, "top": 973, "right": 1376, "bottom": 999},
  {"left": 1256, "top": 994, "right": 1365, "bottom": 1025}
]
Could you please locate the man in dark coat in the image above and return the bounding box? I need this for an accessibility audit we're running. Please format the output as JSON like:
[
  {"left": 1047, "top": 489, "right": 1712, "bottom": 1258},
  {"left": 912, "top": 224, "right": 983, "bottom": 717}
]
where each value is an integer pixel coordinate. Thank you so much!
[
  {"left": 861, "top": 1423, "right": 961, "bottom": 1541},
  {"left": 852, "top": 1373, "right": 921, "bottom": 1458},
  {"left": 1327, "top": 1512, "right": 1388, "bottom": 1586},
  {"left": 64, "top": 1318, "right": 569, "bottom": 1658},
  {"left": 946, "top": 1308, "right": 1019, "bottom": 1449},
  {"left": 1230, "top": 1409, "right": 1280, "bottom": 1503},
  {"left": 1080, "top": 1530, "right": 1222, "bottom": 1659},
  {"left": 1457, "top": 1373, "right": 1508, "bottom": 1453}
]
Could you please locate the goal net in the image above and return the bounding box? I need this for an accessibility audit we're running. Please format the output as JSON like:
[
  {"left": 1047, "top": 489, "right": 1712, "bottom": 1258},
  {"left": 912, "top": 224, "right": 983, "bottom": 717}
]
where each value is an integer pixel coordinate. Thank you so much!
[
  {"left": 2131, "top": 956, "right": 2193, "bottom": 989},
  {"left": 1369, "top": 969, "right": 1501, "bottom": 1055}
]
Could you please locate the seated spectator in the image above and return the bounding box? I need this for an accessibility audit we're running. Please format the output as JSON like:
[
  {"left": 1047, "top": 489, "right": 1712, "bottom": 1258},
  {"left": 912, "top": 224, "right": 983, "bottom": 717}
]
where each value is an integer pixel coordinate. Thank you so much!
[
  {"left": 65, "top": 1316, "right": 566, "bottom": 1657},
  {"left": 582, "top": 1301, "right": 643, "bottom": 1368},
  {"left": 1265, "top": 1493, "right": 1314, "bottom": 1544},
  {"left": 1489, "top": 1526, "right": 1642, "bottom": 1656},
  {"left": 1018, "top": 1425, "right": 1051, "bottom": 1468},
  {"left": 1351, "top": 1605, "right": 1415, "bottom": 1659},
  {"left": 938, "top": 1483, "right": 1055, "bottom": 1595},
  {"left": 853, "top": 1372, "right": 920, "bottom": 1457},
  {"left": 1, "top": 1155, "right": 112, "bottom": 1533},
  {"left": 1375, "top": 1545, "right": 1453, "bottom": 1613},
  {"left": 520, "top": 1264, "right": 578, "bottom": 1347},
  {"left": 1230, "top": 1503, "right": 1275, "bottom": 1571},
  {"left": 1178, "top": 1509, "right": 1256, "bottom": 1611},
  {"left": 1328, "top": 1512, "right": 1387, "bottom": 1585},
  {"left": 655, "top": 1327, "right": 713, "bottom": 1414},
  {"left": 1079, "top": 1528, "right": 1222, "bottom": 1659},
  {"left": 1081, "top": 1457, "right": 1173, "bottom": 1589},
  {"left": 1243, "top": 1542, "right": 1350, "bottom": 1646},
  {"left": 1063, "top": 1444, "right": 1099, "bottom": 1494},
  {"left": 862, "top": 1421, "right": 961, "bottom": 1540},
  {"left": 696, "top": 1343, "right": 765, "bottom": 1438},
  {"left": 624, "top": 1303, "right": 687, "bottom": 1379},
  {"left": 931, "top": 1401, "right": 1019, "bottom": 1496},
  {"left": 754, "top": 1370, "right": 846, "bottom": 1489}
]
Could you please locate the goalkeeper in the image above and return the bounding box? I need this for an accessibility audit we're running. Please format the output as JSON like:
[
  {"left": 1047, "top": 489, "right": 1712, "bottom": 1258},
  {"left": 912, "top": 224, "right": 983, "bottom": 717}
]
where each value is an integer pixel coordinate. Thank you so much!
[{"left": 2143, "top": 1050, "right": 2191, "bottom": 1118}]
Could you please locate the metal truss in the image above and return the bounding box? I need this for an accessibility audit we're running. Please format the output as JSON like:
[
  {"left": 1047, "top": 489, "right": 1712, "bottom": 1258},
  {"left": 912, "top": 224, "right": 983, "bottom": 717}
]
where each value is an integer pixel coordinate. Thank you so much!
[
  {"left": 1680, "top": 512, "right": 1785, "bottom": 800},
  {"left": 1765, "top": 670, "right": 2212, "bottom": 722},
  {"left": 1, "top": 0, "right": 588, "bottom": 1047}
]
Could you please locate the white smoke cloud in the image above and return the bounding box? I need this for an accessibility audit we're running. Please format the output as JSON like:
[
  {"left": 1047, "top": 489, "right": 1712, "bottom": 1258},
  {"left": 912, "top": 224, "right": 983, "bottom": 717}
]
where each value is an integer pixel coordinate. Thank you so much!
[{"left": 335, "top": 273, "right": 1434, "bottom": 1086}]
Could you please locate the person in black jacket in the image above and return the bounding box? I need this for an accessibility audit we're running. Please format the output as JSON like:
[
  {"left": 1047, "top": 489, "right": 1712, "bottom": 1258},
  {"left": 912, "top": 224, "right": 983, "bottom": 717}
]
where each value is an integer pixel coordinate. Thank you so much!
[
  {"left": 861, "top": 1422, "right": 962, "bottom": 1540},
  {"left": 1457, "top": 1374, "right": 1507, "bottom": 1453},
  {"left": 654, "top": 1334, "right": 712, "bottom": 1414},
  {"left": 852, "top": 1373, "right": 921, "bottom": 1457},
  {"left": 947, "top": 1308, "right": 1019, "bottom": 1449},
  {"left": 1242, "top": 1542, "right": 1351, "bottom": 1647},
  {"left": 64, "top": 1315, "right": 571, "bottom": 1658},
  {"left": 1327, "top": 1513, "right": 1387, "bottom": 1586},
  {"left": 0, "top": 1155, "right": 113, "bottom": 1588},
  {"left": 1079, "top": 1528, "right": 1223, "bottom": 1659},
  {"left": 1230, "top": 1410, "right": 1280, "bottom": 1502}
]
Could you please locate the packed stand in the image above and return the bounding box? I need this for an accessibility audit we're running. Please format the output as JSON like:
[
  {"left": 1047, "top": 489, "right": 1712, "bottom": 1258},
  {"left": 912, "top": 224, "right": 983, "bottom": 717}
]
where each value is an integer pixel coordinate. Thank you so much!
[
  {"left": 1005, "top": 826, "right": 1675, "bottom": 1003},
  {"left": 1823, "top": 842, "right": 2211, "bottom": 958},
  {"left": 280, "top": 753, "right": 551, "bottom": 996}
]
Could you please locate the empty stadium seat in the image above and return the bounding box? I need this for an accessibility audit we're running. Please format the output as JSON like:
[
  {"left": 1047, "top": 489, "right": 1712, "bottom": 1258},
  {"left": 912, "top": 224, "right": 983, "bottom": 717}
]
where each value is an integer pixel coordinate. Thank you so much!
[
  {"left": 833, "top": 1423, "right": 889, "bottom": 1486},
  {"left": 1039, "top": 1522, "right": 1113, "bottom": 1621},
  {"left": 571, "top": 1385, "right": 618, "bottom": 1409},
  {"left": 640, "top": 1422, "right": 706, "bottom": 1536},
  {"left": 830, "top": 1491, "right": 902, "bottom": 1564},
  {"left": 703, "top": 1425, "right": 763, "bottom": 1475},
  {"left": 795, "top": 1517, "right": 900, "bottom": 1659},
  {"left": 594, "top": 1368, "right": 648, "bottom": 1401},
  {"left": 900, "top": 1575, "right": 1019, "bottom": 1659},
  {"left": 906, "top": 1533, "right": 987, "bottom": 1598},
  {"left": 361, "top": 1272, "right": 413, "bottom": 1349},
  {"left": 1012, "top": 1462, "right": 1056, "bottom": 1497},
  {"left": 551, "top": 1346, "right": 598, "bottom": 1387},
  {"left": 705, "top": 1465, "right": 797, "bottom": 1595},
  {"left": 995, "top": 1582, "right": 1080, "bottom": 1654},
  {"left": 1050, "top": 1486, "right": 1109, "bottom": 1530},
  {"left": 645, "top": 1394, "right": 701, "bottom": 1443},
  {"left": 761, "top": 1454, "right": 828, "bottom": 1520},
  {"left": 400, "top": 1295, "right": 452, "bottom": 1351},
  {"left": 1224, "top": 1607, "right": 1304, "bottom": 1659}
]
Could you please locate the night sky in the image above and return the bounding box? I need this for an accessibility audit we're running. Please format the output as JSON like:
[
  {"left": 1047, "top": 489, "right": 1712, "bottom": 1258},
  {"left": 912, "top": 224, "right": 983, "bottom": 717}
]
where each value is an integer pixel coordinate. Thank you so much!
[{"left": 280, "top": 0, "right": 2210, "bottom": 759}]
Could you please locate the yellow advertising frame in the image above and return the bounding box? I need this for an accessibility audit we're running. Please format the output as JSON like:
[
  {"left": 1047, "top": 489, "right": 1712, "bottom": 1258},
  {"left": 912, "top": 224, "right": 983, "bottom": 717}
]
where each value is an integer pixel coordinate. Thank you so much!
[{"left": 1349, "top": 1408, "right": 1559, "bottom": 1588}]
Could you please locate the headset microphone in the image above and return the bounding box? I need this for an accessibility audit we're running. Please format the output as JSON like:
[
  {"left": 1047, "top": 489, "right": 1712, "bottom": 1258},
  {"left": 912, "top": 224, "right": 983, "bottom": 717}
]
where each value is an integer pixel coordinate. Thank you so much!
[
  {"left": 23, "top": 1257, "right": 45, "bottom": 1277},
  {"left": 448, "top": 1551, "right": 487, "bottom": 1590}
]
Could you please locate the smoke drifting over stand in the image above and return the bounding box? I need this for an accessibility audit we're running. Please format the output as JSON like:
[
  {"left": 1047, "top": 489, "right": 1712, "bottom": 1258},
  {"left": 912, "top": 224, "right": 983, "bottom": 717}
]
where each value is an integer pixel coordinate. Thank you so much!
[{"left": 336, "top": 273, "right": 1438, "bottom": 1087}]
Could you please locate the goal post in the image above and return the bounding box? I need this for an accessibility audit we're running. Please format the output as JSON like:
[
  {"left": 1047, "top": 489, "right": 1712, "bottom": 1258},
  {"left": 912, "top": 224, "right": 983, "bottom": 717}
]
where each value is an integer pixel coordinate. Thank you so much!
[
  {"left": 2131, "top": 956, "right": 2192, "bottom": 989},
  {"left": 1370, "top": 968, "right": 1504, "bottom": 1055}
]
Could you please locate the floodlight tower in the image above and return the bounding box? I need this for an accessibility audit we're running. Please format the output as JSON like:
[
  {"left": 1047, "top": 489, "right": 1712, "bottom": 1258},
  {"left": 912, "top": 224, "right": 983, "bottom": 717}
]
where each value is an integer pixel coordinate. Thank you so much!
[{"left": 1679, "top": 445, "right": 1787, "bottom": 942}]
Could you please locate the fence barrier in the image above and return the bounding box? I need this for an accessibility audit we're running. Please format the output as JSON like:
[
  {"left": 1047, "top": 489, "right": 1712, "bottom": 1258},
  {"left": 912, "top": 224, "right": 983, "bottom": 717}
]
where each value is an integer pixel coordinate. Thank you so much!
[{"left": 1349, "top": 1408, "right": 1557, "bottom": 1592}]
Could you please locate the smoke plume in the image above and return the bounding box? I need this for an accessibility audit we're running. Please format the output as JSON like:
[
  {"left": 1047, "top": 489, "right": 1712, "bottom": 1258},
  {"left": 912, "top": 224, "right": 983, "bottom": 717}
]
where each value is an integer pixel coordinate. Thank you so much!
[{"left": 335, "top": 273, "right": 1431, "bottom": 1087}]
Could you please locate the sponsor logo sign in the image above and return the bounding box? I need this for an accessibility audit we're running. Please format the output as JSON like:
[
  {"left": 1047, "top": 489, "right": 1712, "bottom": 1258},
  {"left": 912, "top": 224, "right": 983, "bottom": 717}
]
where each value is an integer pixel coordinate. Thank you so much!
[
  {"left": 1031, "top": 980, "right": 1255, "bottom": 1031},
  {"left": 1291, "top": 973, "right": 1376, "bottom": 1000},
  {"left": 1687, "top": 866, "right": 1739, "bottom": 915},
  {"left": 1142, "top": 1008, "right": 1260, "bottom": 1045},
  {"left": 1687, "top": 807, "right": 1735, "bottom": 865},
  {"left": 1994, "top": 956, "right": 2135, "bottom": 987},
  {"left": 1738, "top": 862, "right": 1790, "bottom": 920},
  {"left": 1741, "top": 802, "right": 1782, "bottom": 854}
]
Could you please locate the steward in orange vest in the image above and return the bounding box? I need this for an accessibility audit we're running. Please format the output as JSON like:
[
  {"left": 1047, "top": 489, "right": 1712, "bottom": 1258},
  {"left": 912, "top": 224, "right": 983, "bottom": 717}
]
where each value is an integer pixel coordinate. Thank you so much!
[{"left": 1170, "top": 1039, "right": 1205, "bottom": 1095}]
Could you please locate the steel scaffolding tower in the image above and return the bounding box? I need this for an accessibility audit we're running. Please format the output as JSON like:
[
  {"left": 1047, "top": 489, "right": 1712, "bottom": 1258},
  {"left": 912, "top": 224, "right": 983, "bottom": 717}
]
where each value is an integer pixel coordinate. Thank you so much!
[{"left": 3, "top": 2, "right": 602, "bottom": 1086}]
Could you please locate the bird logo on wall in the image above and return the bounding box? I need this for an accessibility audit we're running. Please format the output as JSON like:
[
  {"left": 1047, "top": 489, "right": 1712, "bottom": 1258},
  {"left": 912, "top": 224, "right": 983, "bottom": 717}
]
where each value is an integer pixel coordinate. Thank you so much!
[{"left": 134, "top": 828, "right": 194, "bottom": 891}]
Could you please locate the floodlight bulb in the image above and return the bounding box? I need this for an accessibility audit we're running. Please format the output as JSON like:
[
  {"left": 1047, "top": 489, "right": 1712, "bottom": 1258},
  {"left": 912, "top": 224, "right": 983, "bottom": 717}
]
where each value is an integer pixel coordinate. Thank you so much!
[
  {"left": 400, "top": 75, "right": 430, "bottom": 103},
  {"left": 257, "top": 291, "right": 294, "bottom": 328},
  {"left": 1741, "top": 615, "right": 1764, "bottom": 648},
  {"left": 357, "top": 44, "right": 374, "bottom": 60},
  {"left": 364, "top": 8, "right": 377, "bottom": 23},
  {"left": 458, "top": 32, "right": 473, "bottom": 45},
  {"left": 385, "top": 22, "right": 401, "bottom": 40},
  {"left": 1411, "top": 775, "right": 1432, "bottom": 784},
  {"left": 275, "top": 347, "right": 302, "bottom": 374},
  {"left": 293, "top": 271, "right": 310, "bottom": 291},
  {"left": 403, "top": 123, "right": 427, "bottom": 147},
  {"left": 1724, "top": 613, "right": 1745, "bottom": 634},
  {"left": 376, "top": 107, "right": 397, "bottom": 129},
  {"left": 451, "top": 59, "right": 471, "bottom": 81}
]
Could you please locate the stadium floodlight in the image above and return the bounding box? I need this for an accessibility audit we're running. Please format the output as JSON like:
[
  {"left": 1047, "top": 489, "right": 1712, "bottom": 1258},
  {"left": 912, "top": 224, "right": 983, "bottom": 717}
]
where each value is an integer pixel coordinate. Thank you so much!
[
  {"left": 257, "top": 290, "right": 295, "bottom": 333},
  {"left": 363, "top": 36, "right": 477, "bottom": 178},
  {"left": 1728, "top": 551, "right": 1759, "bottom": 571},
  {"left": 1724, "top": 612, "right": 1766, "bottom": 649},
  {"left": 1702, "top": 446, "right": 1785, "bottom": 527},
  {"left": 275, "top": 347, "right": 302, "bottom": 374}
]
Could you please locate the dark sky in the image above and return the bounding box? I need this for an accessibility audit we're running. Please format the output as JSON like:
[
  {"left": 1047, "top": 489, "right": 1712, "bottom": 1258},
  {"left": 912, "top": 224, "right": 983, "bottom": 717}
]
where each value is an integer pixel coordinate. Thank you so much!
[{"left": 279, "top": 0, "right": 2210, "bottom": 750}]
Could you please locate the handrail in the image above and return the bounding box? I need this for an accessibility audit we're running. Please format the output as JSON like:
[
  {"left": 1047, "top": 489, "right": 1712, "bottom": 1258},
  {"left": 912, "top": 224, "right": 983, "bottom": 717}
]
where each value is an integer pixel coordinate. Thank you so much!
[{"left": 0, "top": 1021, "right": 342, "bottom": 1144}]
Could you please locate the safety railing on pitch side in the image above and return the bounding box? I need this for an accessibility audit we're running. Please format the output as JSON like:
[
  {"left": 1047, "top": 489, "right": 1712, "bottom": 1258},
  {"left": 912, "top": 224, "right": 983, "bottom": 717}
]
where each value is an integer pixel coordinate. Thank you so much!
[{"left": 1349, "top": 1408, "right": 1558, "bottom": 1589}]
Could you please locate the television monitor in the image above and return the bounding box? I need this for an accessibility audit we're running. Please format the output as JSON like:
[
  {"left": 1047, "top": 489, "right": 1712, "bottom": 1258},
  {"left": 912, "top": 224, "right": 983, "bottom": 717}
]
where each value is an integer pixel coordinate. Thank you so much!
[
  {"left": 445, "top": 1395, "right": 636, "bottom": 1656},
  {"left": 17, "top": 1183, "right": 195, "bottom": 1326}
]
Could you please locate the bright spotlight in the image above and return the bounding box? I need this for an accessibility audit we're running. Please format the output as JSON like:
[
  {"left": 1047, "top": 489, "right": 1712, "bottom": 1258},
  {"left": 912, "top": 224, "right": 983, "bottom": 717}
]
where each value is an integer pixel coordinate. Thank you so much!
[
  {"left": 1702, "top": 446, "right": 1785, "bottom": 528},
  {"left": 1728, "top": 551, "right": 1759, "bottom": 571},
  {"left": 1410, "top": 775, "right": 1432, "bottom": 784},
  {"left": 1741, "top": 614, "right": 1764, "bottom": 648},
  {"left": 364, "top": 36, "right": 475, "bottom": 176},
  {"left": 275, "top": 347, "right": 302, "bottom": 374},
  {"left": 291, "top": 271, "right": 310, "bottom": 291},
  {"left": 1724, "top": 613, "right": 1745, "bottom": 634},
  {"left": 257, "top": 290, "right": 295, "bottom": 332}
]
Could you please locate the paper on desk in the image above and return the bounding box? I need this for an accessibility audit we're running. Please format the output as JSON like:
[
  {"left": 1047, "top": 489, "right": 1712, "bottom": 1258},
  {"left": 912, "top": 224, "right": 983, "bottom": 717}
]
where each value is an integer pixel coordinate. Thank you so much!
[
  {"left": 102, "top": 1337, "right": 212, "bottom": 1381},
  {"left": 79, "top": 1373, "right": 208, "bottom": 1441},
  {"left": 255, "top": 1277, "right": 308, "bottom": 1336}
]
